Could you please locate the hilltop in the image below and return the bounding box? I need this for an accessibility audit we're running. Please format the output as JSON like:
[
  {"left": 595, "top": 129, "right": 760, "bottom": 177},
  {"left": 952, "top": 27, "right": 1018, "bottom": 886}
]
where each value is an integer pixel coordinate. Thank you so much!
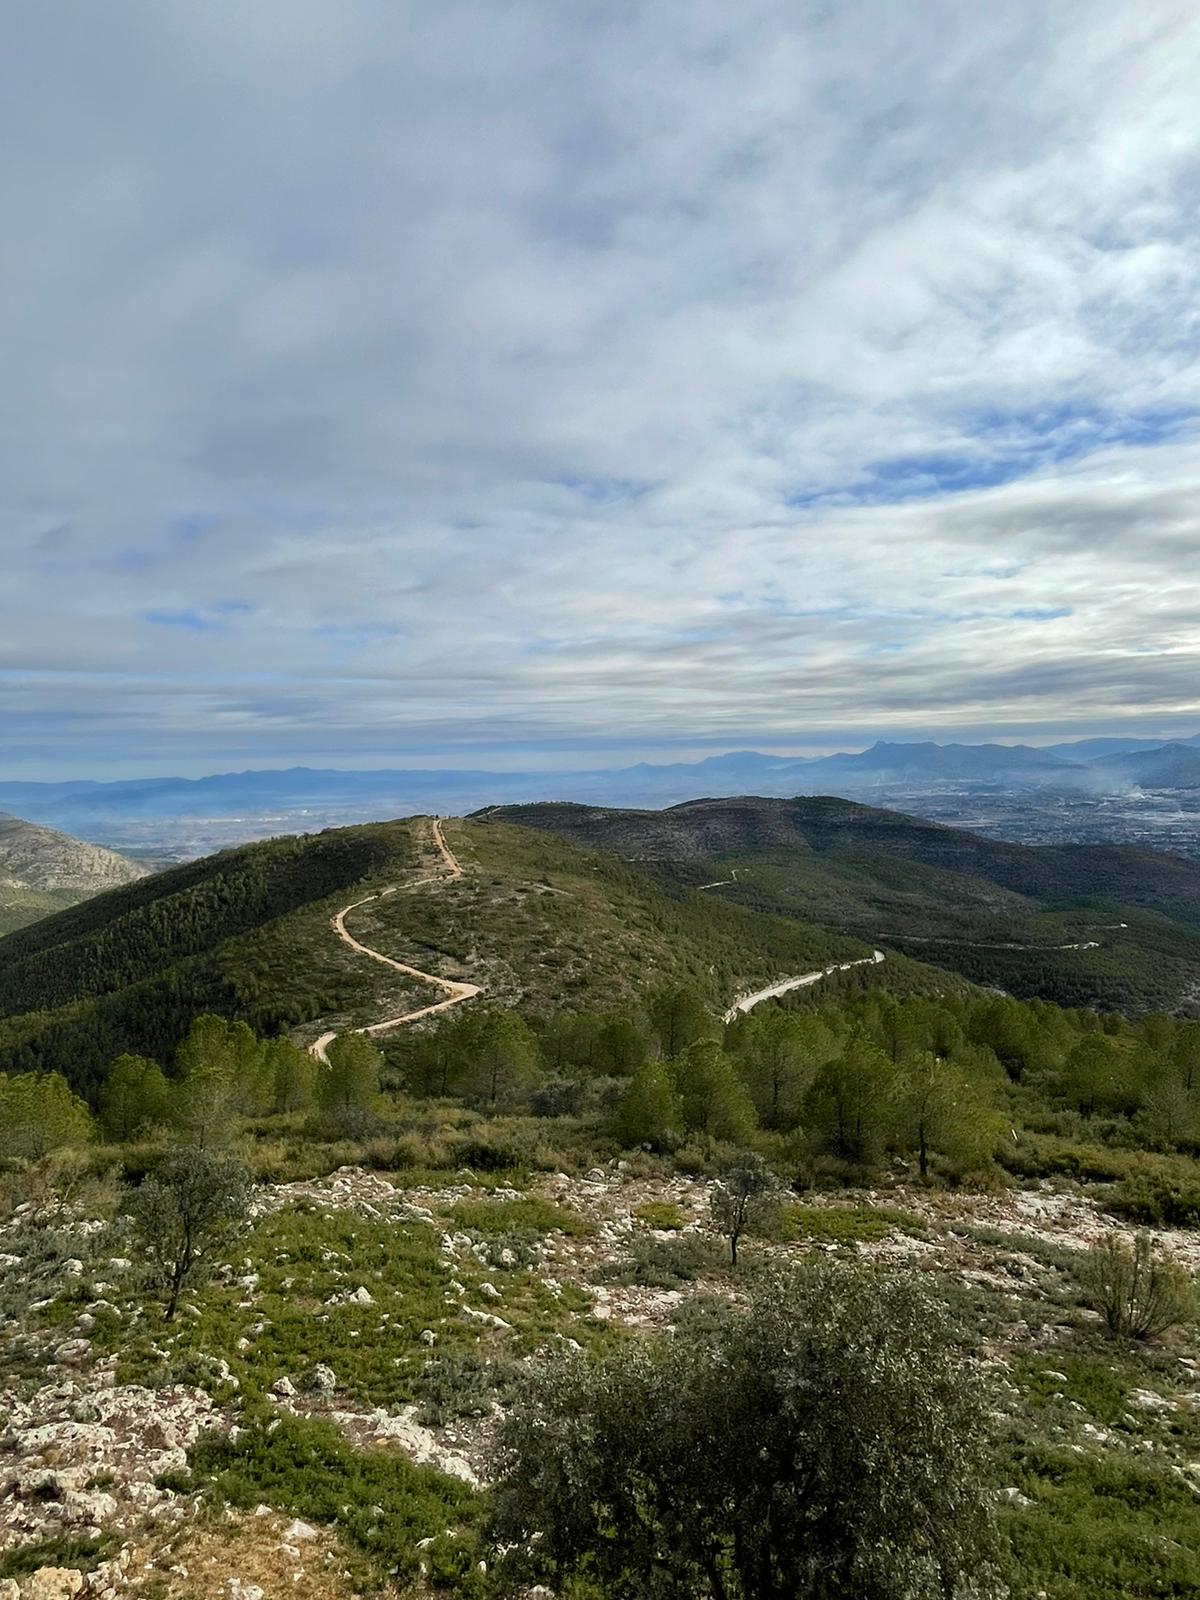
[{"left": 0, "top": 812, "right": 147, "bottom": 935}]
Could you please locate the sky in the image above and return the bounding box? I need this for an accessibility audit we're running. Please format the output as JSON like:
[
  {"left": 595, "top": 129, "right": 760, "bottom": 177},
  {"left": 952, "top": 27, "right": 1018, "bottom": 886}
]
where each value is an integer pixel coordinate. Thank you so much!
[{"left": 3, "top": 2, "right": 1200, "bottom": 779}]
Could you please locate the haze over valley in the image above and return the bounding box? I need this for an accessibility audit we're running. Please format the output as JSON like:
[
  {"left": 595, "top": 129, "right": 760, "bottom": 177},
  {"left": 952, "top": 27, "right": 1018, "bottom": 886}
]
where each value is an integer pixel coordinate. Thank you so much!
[{"left": 7, "top": 728, "right": 1200, "bottom": 860}]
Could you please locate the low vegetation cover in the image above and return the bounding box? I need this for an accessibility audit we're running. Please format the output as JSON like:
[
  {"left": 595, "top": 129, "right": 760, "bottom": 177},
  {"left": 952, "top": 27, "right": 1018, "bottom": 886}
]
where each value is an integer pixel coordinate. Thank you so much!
[{"left": 3, "top": 812, "right": 1200, "bottom": 1599}]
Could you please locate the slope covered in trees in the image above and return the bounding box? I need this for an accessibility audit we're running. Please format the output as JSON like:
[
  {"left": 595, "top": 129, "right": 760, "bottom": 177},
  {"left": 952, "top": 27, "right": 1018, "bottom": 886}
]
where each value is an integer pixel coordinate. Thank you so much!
[
  {"left": 0, "top": 815, "right": 915, "bottom": 1096},
  {"left": 0, "top": 823, "right": 416, "bottom": 1093},
  {"left": 478, "top": 798, "right": 1200, "bottom": 1013}
]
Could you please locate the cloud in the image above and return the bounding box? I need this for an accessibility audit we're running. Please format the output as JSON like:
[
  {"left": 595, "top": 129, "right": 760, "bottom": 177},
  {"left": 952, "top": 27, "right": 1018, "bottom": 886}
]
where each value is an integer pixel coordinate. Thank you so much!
[{"left": 2, "top": 1, "right": 1200, "bottom": 774}]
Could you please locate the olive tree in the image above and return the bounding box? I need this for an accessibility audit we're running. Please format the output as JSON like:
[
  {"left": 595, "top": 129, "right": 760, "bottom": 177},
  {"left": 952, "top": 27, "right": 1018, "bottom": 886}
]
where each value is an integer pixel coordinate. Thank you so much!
[
  {"left": 709, "top": 1154, "right": 780, "bottom": 1265},
  {"left": 491, "top": 1262, "right": 1000, "bottom": 1600},
  {"left": 127, "top": 1148, "right": 252, "bottom": 1322}
]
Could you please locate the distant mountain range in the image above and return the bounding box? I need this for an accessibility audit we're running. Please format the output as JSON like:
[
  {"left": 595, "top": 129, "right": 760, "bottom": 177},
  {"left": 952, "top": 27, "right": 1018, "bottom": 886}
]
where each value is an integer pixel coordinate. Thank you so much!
[{"left": 3, "top": 732, "right": 1199, "bottom": 852}]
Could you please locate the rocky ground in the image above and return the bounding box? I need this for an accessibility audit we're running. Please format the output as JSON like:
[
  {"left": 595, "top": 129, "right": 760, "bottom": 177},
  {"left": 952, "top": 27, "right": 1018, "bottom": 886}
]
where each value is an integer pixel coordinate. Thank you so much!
[{"left": 4, "top": 1162, "right": 1200, "bottom": 1598}]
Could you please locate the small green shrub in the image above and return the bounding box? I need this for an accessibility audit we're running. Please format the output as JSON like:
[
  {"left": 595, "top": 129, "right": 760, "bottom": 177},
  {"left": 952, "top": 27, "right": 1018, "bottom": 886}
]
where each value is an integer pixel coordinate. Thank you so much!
[
  {"left": 775, "top": 1203, "right": 924, "bottom": 1245},
  {"left": 1108, "top": 1175, "right": 1200, "bottom": 1229},
  {"left": 1012, "top": 1354, "right": 1135, "bottom": 1426},
  {"left": 634, "top": 1200, "right": 687, "bottom": 1230},
  {"left": 449, "top": 1197, "right": 596, "bottom": 1239},
  {"left": 414, "top": 1349, "right": 520, "bottom": 1426},
  {"left": 597, "top": 1234, "right": 724, "bottom": 1288},
  {"left": 1004, "top": 1442, "right": 1200, "bottom": 1599},
  {"left": 186, "top": 1412, "right": 486, "bottom": 1592},
  {"left": 1084, "top": 1232, "right": 1195, "bottom": 1341},
  {"left": 0, "top": 1535, "right": 118, "bottom": 1580}
]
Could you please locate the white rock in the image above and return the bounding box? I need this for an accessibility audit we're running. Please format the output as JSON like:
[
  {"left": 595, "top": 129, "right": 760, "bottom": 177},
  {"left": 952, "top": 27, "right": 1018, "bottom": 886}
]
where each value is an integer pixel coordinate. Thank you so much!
[
  {"left": 283, "top": 1518, "right": 318, "bottom": 1541},
  {"left": 53, "top": 1340, "right": 92, "bottom": 1367},
  {"left": 462, "top": 1306, "right": 511, "bottom": 1330},
  {"left": 271, "top": 1376, "right": 297, "bottom": 1398},
  {"left": 1130, "top": 1388, "right": 1173, "bottom": 1412},
  {"left": 16, "top": 1569, "right": 84, "bottom": 1600}
]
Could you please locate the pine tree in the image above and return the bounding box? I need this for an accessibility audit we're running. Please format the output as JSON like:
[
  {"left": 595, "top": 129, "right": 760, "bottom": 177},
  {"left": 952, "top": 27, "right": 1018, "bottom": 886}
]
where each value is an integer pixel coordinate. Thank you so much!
[
  {"left": 319, "top": 1032, "right": 383, "bottom": 1114},
  {"left": 463, "top": 1011, "right": 539, "bottom": 1108},
  {"left": 100, "top": 1054, "right": 171, "bottom": 1141},
  {"left": 805, "top": 1031, "right": 894, "bottom": 1165},
  {"left": 671, "top": 1040, "right": 758, "bottom": 1142},
  {"left": 731, "top": 1010, "right": 834, "bottom": 1130},
  {"left": 648, "top": 986, "right": 713, "bottom": 1058},
  {"left": 266, "top": 1036, "right": 317, "bottom": 1114},
  {"left": 891, "top": 1050, "right": 1000, "bottom": 1179},
  {"left": 615, "top": 1061, "right": 684, "bottom": 1150},
  {"left": 0, "top": 1071, "right": 94, "bottom": 1160}
]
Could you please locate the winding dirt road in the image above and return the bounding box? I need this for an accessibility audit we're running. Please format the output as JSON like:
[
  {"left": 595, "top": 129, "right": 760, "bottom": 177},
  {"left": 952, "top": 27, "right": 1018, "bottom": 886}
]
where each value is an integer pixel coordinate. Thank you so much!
[
  {"left": 722, "top": 950, "right": 885, "bottom": 1024},
  {"left": 310, "top": 819, "right": 481, "bottom": 1063},
  {"left": 312, "top": 819, "right": 887, "bottom": 1058}
]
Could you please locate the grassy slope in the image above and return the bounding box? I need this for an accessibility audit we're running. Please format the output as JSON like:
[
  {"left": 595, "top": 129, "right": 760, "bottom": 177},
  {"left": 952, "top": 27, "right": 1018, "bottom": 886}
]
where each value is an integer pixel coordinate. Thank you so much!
[
  {"left": 294, "top": 816, "right": 878, "bottom": 1021},
  {"left": 0, "top": 884, "right": 85, "bottom": 937}
]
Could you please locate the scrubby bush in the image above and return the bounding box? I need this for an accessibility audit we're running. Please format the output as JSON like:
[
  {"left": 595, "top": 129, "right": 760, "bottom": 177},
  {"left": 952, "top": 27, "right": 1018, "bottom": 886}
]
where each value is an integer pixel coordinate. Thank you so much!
[
  {"left": 1084, "top": 1231, "right": 1195, "bottom": 1341},
  {"left": 635, "top": 1200, "right": 686, "bottom": 1230},
  {"left": 127, "top": 1147, "right": 252, "bottom": 1321},
  {"left": 596, "top": 1232, "right": 724, "bottom": 1288},
  {"left": 1107, "top": 1171, "right": 1200, "bottom": 1228},
  {"left": 492, "top": 1262, "right": 999, "bottom": 1599}
]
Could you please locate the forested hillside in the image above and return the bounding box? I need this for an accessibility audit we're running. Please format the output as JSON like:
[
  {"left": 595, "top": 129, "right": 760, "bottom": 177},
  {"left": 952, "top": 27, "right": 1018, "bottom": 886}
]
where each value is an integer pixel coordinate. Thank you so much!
[
  {"left": 479, "top": 798, "right": 1200, "bottom": 1014},
  {"left": 0, "top": 815, "right": 904, "bottom": 1095},
  {"left": 483, "top": 797, "right": 1200, "bottom": 922},
  {"left": 0, "top": 823, "right": 415, "bottom": 1093}
]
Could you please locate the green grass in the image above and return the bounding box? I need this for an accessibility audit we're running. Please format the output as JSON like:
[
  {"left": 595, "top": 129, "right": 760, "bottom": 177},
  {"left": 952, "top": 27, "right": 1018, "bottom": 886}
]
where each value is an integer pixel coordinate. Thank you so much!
[
  {"left": 109, "top": 1202, "right": 610, "bottom": 1408},
  {"left": 1002, "top": 1443, "right": 1200, "bottom": 1599},
  {"left": 0, "top": 1535, "right": 119, "bottom": 1581},
  {"left": 447, "top": 1196, "right": 596, "bottom": 1239},
  {"left": 775, "top": 1203, "right": 926, "bottom": 1245},
  {"left": 634, "top": 1200, "right": 687, "bottom": 1230},
  {"left": 1012, "top": 1353, "right": 1136, "bottom": 1428}
]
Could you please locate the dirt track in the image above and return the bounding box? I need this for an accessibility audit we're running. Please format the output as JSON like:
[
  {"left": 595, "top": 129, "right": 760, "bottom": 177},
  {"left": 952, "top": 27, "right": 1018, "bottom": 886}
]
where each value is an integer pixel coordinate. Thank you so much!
[
  {"left": 310, "top": 819, "right": 481, "bottom": 1063},
  {"left": 312, "top": 820, "right": 887, "bottom": 1057},
  {"left": 722, "top": 949, "right": 885, "bottom": 1023}
]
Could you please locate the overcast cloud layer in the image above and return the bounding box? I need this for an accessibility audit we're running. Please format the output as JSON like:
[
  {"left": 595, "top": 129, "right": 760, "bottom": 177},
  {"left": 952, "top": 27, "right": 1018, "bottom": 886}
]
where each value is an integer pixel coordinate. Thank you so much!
[{"left": 3, "top": 1, "right": 1200, "bottom": 776}]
